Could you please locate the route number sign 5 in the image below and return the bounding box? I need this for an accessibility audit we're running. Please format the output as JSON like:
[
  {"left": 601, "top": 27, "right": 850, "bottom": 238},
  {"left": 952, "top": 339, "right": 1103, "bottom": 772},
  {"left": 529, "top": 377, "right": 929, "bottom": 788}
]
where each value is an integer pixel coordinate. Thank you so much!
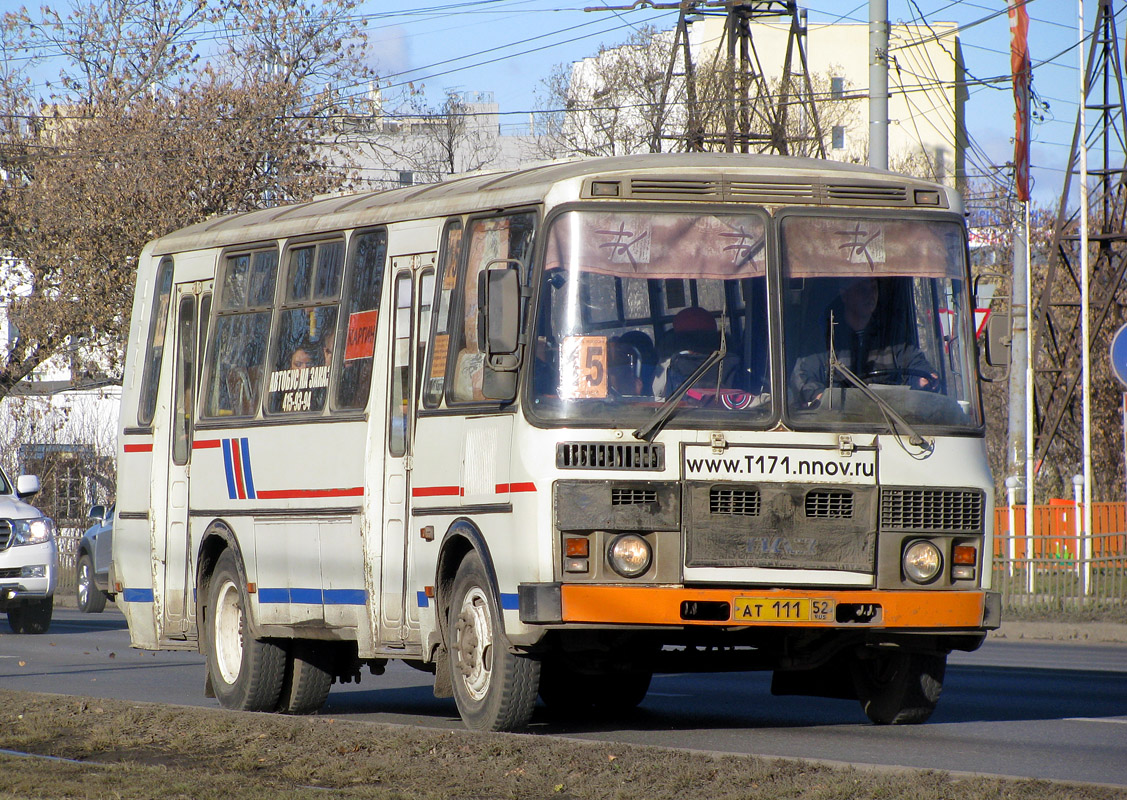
[{"left": 559, "top": 335, "right": 608, "bottom": 399}]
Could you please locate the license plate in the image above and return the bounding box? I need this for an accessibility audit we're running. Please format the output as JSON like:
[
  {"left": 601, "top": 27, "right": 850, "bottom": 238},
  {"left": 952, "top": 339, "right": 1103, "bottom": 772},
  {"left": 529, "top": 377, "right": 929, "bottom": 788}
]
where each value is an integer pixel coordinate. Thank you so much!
[{"left": 733, "top": 597, "right": 835, "bottom": 622}]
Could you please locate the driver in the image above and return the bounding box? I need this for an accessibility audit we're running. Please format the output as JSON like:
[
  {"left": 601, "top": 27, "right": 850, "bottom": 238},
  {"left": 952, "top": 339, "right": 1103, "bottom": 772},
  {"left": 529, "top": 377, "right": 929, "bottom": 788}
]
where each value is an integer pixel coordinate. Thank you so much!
[{"left": 790, "top": 277, "right": 938, "bottom": 408}]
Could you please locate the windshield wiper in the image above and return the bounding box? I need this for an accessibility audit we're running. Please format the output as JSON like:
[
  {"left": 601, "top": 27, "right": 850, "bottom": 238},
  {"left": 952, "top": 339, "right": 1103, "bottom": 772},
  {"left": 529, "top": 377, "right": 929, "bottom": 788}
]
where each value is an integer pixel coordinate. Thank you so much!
[
  {"left": 633, "top": 340, "right": 726, "bottom": 443},
  {"left": 828, "top": 356, "right": 934, "bottom": 452}
]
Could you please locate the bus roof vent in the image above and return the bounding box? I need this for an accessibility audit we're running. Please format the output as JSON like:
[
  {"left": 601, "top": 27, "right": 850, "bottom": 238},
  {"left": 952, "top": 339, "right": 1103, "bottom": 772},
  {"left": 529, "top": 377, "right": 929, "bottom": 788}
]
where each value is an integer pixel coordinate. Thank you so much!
[
  {"left": 626, "top": 178, "right": 722, "bottom": 200},
  {"left": 880, "top": 488, "right": 984, "bottom": 532},
  {"left": 556, "top": 442, "right": 665, "bottom": 471},
  {"left": 726, "top": 180, "right": 818, "bottom": 203},
  {"left": 825, "top": 183, "right": 909, "bottom": 205}
]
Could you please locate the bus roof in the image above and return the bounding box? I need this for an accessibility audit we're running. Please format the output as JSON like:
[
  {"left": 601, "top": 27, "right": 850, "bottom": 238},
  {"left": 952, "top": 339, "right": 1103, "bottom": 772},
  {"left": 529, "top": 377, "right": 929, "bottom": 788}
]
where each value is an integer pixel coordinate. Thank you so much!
[{"left": 147, "top": 153, "right": 960, "bottom": 256}]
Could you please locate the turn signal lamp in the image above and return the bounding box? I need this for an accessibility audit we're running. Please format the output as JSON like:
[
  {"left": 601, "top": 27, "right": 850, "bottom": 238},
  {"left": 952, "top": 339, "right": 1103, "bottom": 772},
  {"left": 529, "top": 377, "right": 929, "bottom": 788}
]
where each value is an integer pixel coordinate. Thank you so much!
[{"left": 952, "top": 545, "right": 977, "bottom": 580}]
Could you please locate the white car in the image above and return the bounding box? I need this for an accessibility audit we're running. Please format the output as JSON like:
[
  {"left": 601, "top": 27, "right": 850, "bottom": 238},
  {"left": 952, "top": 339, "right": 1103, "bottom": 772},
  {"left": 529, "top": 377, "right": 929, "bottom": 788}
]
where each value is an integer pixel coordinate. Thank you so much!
[{"left": 0, "top": 466, "right": 57, "bottom": 634}]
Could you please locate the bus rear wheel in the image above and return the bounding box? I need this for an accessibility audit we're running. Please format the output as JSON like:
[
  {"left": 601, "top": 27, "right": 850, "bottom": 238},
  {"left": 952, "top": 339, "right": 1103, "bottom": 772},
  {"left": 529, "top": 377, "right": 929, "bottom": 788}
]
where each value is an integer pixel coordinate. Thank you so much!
[
  {"left": 205, "top": 549, "right": 285, "bottom": 712},
  {"left": 448, "top": 553, "right": 539, "bottom": 731},
  {"left": 278, "top": 641, "right": 333, "bottom": 715},
  {"left": 852, "top": 648, "right": 946, "bottom": 725}
]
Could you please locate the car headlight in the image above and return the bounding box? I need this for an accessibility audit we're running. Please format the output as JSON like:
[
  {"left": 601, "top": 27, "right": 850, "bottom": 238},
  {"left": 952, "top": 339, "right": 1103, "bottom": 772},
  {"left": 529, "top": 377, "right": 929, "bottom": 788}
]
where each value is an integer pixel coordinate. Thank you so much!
[
  {"left": 902, "top": 539, "right": 942, "bottom": 584},
  {"left": 607, "top": 534, "right": 652, "bottom": 578},
  {"left": 11, "top": 517, "right": 56, "bottom": 546}
]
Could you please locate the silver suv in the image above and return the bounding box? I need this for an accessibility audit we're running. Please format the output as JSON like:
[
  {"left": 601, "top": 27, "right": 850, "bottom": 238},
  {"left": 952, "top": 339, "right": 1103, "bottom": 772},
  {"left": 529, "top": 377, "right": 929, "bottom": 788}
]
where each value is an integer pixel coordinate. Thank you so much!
[{"left": 0, "top": 466, "right": 57, "bottom": 634}]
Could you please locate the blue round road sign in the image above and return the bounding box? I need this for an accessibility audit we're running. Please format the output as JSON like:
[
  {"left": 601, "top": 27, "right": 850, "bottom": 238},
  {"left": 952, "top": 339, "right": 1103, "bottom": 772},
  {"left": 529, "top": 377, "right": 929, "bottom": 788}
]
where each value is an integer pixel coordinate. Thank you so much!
[{"left": 1111, "top": 323, "right": 1127, "bottom": 388}]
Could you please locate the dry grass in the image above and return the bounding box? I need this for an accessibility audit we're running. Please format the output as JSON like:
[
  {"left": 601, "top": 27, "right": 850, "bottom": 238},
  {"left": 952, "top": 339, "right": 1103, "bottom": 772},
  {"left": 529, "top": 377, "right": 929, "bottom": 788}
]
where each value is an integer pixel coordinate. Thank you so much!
[{"left": 0, "top": 690, "right": 1122, "bottom": 800}]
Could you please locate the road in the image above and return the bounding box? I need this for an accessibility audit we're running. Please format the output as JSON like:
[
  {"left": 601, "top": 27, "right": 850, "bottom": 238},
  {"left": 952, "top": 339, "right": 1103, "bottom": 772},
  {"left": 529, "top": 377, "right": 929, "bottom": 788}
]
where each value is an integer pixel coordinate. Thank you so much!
[{"left": 2, "top": 608, "right": 1125, "bottom": 786}]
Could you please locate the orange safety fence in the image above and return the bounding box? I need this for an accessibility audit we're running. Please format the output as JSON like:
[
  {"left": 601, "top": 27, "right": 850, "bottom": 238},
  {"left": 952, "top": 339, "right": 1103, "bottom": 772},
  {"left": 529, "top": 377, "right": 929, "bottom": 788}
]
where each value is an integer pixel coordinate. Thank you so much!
[{"left": 993, "top": 501, "right": 1127, "bottom": 563}]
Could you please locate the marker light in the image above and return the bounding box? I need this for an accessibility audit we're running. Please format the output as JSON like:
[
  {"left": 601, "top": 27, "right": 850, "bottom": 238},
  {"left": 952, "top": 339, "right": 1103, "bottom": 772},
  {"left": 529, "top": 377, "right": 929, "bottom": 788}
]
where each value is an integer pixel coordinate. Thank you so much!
[
  {"left": 608, "top": 534, "right": 652, "bottom": 578},
  {"left": 903, "top": 540, "right": 942, "bottom": 584}
]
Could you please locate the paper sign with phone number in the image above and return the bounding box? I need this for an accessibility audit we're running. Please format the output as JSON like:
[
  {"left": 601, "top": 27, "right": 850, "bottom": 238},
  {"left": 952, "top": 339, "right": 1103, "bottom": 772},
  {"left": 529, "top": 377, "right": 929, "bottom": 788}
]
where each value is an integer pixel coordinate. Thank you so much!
[{"left": 558, "top": 335, "right": 608, "bottom": 399}]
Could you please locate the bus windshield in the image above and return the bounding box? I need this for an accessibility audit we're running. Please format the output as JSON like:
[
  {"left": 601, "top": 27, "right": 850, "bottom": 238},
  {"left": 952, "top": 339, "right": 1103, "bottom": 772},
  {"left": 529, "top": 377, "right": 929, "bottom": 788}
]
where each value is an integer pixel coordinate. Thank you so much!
[
  {"left": 780, "top": 214, "right": 981, "bottom": 431},
  {"left": 528, "top": 209, "right": 772, "bottom": 427}
]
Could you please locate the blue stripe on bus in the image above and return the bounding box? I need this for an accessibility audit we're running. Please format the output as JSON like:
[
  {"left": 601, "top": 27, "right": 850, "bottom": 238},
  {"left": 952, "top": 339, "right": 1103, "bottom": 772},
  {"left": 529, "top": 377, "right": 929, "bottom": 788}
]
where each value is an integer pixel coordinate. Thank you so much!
[
  {"left": 222, "top": 439, "right": 237, "bottom": 499},
  {"left": 256, "top": 588, "right": 366, "bottom": 605},
  {"left": 239, "top": 437, "right": 256, "bottom": 499},
  {"left": 415, "top": 592, "right": 518, "bottom": 610},
  {"left": 122, "top": 588, "right": 155, "bottom": 603},
  {"left": 324, "top": 589, "right": 367, "bottom": 605}
]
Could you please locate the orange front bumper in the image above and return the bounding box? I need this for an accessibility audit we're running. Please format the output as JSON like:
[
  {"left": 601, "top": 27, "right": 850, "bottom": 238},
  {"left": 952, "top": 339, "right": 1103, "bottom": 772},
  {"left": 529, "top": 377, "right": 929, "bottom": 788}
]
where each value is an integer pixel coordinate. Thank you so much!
[{"left": 560, "top": 585, "right": 989, "bottom": 629}]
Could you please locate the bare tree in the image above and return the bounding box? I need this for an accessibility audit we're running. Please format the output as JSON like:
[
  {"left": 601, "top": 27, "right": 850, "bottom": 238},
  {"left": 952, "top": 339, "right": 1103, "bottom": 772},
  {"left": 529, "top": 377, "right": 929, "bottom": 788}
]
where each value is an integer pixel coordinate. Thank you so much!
[
  {"left": 535, "top": 26, "right": 680, "bottom": 159},
  {"left": 359, "top": 92, "right": 499, "bottom": 186},
  {"left": 0, "top": 0, "right": 369, "bottom": 401}
]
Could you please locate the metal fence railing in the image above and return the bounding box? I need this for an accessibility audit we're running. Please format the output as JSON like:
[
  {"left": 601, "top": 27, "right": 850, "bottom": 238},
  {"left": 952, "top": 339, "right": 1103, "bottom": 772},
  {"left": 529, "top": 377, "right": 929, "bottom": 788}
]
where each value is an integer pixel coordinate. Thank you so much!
[
  {"left": 992, "top": 502, "right": 1127, "bottom": 612},
  {"left": 55, "top": 528, "right": 82, "bottom": 598}
]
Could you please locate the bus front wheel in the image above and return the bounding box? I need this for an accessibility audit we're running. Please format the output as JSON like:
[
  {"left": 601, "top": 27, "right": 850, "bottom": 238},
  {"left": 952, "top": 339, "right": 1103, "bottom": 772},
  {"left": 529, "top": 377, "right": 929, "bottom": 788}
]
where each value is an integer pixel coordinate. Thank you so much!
[
  {"left": 852, "top": 648, "right": 946, "bottom": 725},
  {"left": 448, "top": 553, "right": 539, "bottom": 731},
  {"left": 205, "top": 549, "right": 285, "bottom": 712}
]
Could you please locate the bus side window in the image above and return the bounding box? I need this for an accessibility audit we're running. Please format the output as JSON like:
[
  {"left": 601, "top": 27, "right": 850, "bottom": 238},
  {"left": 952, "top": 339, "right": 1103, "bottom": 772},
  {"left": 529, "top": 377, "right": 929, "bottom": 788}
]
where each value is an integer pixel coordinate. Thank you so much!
[
  {"left": 137, "top": 258, "right": 174, "bottom": 427},
  {"left": 335, "top": 229, "right": 387, "bottom": 410},
  {"left": 267, "top": 241, "right": 344, "bottom": 416},
  {"left": 447, "top": 212, "right": 535, "bottom": 405},
  {"left": 423, "top": 219, "right": 462, "bottom": 408},
  {"left": 202, "top": 249, "right": 278, "bottom": 418}
]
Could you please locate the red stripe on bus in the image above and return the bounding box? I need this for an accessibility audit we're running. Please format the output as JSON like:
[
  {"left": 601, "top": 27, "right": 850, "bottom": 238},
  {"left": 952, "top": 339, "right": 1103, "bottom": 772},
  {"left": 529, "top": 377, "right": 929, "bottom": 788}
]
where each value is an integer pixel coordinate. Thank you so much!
[
  {"left": 193, "top": 439, "right": 222, "bottom": 449},
  {"left": 255, "top": 487, "right": 365, "bottom": 499},
  {"left": 412, "top": 486, "right": 461, "bottom": 498},
  {"left": 123, "top": 443, "right": 153, "bottom": 453},
  {"left": 231, "top": 444, "right": 247, "bottom": 500},
  {"left": 498, "top": 482, "right": 537, "bottom": 494}
]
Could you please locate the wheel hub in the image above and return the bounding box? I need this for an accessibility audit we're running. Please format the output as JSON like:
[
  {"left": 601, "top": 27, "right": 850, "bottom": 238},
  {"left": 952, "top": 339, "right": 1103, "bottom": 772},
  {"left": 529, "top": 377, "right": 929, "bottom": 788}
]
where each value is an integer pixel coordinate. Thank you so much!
[
  {"left": 453, "top": 587, "right": 493, "bottom": 702},
  {"left": 213, "top": 579, "right": 245, "bottom": 685}
]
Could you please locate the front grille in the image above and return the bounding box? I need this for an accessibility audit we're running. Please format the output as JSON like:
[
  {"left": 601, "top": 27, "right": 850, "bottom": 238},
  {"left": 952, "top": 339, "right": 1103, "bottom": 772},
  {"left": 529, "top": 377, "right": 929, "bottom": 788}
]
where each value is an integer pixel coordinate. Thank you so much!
[
  {"left": 806, "top": 490, "right": 854, "bottom": 519},
  {"left": 612, "top": 487, "right": 657, "bottom": 506},
  {"left": 880, "top": 488, "right": 984, "bottom": 532},
  {"left": 0, "top": 567, "right": 19, "bottom": 579},
  {"left": 710, "top": 487, "right": 761, "bottom": 516},
  {"left": 557, "top": 442, "right": 665, "bottom": 471},
  {"left": 727, "top": 180, "right": 817, "bottom": 202},
  {"left": 0, "top": 520, "right": 11, "bottom": 550}
]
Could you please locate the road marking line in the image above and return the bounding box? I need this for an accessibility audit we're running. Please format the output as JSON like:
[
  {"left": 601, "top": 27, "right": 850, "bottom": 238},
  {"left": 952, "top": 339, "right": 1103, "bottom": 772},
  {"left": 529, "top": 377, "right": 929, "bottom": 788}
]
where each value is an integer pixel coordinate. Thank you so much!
[{"left": 1063, "top": 717, "right": 1127, "bottom": 724}]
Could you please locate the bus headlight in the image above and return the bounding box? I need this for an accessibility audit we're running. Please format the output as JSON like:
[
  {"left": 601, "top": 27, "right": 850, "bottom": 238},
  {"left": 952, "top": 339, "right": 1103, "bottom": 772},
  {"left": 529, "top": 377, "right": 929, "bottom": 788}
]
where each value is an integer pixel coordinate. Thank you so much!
[
  {"left": 11, "top": 517, "right": 56, "bottom": 546},
  {"left": 902, "top": 540, "right": 942, "bottom": 584},
  {"left": 607, "top": 534, "right": 652, "bottom": 578}
]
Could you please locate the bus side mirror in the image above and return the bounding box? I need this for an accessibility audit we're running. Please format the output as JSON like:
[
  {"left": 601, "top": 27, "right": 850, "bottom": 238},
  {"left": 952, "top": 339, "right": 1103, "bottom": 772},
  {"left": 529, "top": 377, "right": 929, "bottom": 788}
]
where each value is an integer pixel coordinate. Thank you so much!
[
  {"left": 478, "top": 261, "right": 522, "bottom": 400},
  {"left": 983, "top": 311, "right": 1011, "bottom": 369}
]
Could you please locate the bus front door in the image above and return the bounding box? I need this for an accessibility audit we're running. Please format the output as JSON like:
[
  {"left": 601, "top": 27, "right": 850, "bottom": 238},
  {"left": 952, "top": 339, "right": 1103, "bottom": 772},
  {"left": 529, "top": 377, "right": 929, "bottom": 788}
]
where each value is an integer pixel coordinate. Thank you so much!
[{"left": 379, "top": 255, "right": 435, "bottom": 648}]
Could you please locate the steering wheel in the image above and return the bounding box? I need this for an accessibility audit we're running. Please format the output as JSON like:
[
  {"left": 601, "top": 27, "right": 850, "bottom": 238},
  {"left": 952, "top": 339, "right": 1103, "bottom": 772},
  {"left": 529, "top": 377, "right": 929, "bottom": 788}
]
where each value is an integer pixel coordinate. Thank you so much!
[{"left": 859, "top": 368, "right": 944, "bottom": 393}]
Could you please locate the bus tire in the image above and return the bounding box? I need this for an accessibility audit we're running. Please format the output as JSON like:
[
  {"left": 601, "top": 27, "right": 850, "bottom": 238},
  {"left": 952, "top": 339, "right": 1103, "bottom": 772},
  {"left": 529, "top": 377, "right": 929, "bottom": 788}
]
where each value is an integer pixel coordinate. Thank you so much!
[
  {"left": 539, "top": 660, "right": 651, "bottom": 714},
  {"left": 448, "top": 552, "right": 539, "bottom": 731},
  {"left": 278, "top": 642, "right": 333, "bottom": 715},
  {"left": 205, "top": 549, "right": 285, "bottom": 712},
  {"left": 853, "top": 648, "right": 945, "bottom": 725}
]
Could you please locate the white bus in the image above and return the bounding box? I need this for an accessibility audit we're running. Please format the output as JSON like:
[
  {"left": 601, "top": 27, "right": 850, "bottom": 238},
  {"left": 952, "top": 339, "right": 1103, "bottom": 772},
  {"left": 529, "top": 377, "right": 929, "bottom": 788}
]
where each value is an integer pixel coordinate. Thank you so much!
[{"left": 113, "top": 153, "right": 998, "bottom": 731}]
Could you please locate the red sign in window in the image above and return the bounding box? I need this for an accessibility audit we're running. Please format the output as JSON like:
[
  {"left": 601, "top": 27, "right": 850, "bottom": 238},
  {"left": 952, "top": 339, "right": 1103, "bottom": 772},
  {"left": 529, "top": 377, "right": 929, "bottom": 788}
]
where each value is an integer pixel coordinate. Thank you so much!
[{"left": 345, "top": 310, "right": 378, "bottom": 361}]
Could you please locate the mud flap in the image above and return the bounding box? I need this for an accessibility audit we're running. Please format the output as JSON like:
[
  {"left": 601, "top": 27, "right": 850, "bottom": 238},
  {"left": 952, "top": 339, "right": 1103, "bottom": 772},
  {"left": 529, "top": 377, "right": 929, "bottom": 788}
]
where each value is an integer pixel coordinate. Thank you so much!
[{"left": 432, "top": 645, "right": 453, "bottom": 698}]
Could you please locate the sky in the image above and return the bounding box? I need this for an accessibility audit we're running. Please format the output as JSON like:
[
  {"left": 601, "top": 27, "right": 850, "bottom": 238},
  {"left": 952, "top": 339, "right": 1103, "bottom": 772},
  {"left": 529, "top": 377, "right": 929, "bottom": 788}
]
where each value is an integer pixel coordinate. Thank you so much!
[
  {"left": 4, "top": 0, "right": 1118, "bottom": 211},
  {"left": 360, "top": 0, "right": 1108, "bottom": 210}
]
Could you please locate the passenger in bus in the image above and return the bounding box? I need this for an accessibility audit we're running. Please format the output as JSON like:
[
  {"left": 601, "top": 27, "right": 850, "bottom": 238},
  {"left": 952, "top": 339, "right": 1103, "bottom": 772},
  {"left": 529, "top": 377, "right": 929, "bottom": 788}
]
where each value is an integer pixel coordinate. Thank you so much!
[
  {"left": 652, "top": 307, "right": 739, "bottom": 399},
  {"left": 790, "top": 276, "right": 938, "bottom": 408},
  {"left": 608, "top": 332, "right": 657, "bottom": 396}
]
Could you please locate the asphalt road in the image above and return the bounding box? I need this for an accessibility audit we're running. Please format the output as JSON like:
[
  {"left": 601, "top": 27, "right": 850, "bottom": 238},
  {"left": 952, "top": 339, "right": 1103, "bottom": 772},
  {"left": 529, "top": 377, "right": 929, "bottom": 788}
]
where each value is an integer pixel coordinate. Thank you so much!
[{"left": 2, "top": 607, "right": 1125, "bottom": 787}]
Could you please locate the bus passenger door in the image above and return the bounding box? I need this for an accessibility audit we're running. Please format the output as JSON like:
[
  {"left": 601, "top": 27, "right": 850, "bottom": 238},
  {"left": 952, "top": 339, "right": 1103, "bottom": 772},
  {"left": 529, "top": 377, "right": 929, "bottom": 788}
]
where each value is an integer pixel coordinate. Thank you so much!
[
  {"left": 379, "top": 255, "right": 434, "bottom": 648},
  {"left": 164, "top": 281, "right": 209, "bottom": 639}
]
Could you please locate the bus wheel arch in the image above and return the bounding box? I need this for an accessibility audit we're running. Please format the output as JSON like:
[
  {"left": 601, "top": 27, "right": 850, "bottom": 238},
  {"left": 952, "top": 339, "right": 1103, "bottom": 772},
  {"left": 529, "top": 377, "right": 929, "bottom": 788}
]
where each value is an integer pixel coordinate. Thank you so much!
[{"left": 433, "top": 519, "right": 503, "bottom": 651}]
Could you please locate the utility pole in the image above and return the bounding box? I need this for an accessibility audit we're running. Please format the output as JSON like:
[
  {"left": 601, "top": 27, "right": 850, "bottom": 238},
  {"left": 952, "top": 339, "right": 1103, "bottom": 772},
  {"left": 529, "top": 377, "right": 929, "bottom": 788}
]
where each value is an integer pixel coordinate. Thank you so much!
[
  {"left": 1030, "top": 0, "right": 1127, "bottom": 496},
  {"left": 869, "top": 0, "right": 889, "bottom": 169},
  {"left": 595, "top": 1, "right": 825, "bottom": 156}
]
